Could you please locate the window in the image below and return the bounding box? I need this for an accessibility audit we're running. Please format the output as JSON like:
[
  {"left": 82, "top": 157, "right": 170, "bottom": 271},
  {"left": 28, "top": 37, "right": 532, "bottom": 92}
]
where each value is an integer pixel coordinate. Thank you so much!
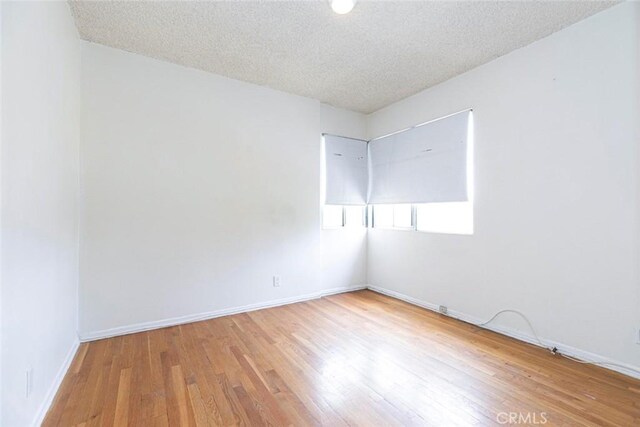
[
  {"left": 372, "top": 205, "right": 392, "bottom": 228},
  {"left": 369, "top": 110, "right": 474, "bottom": 235},
  {"left": 416, "top": 202, "right": 473, "bottom": 235},
  {"left": 344, "top": 205, "right": 365, "bottom": 228},
  {"left": 322, "top": 110, "right": 473, "bottom": 234},
  {"left": 372, "top": 202, "right": 472, "bottom": 234},
  {"left": 322, "top": 205, "right": 366, "bottom": 229},
  {"left": 322, "top": 205, "right": 344, "bottom": 228},
  {"left": 392, "top": 204, "right": 413, "bottom": 228},
  {"left": 372, "top": 204, "right": 414, "bottom": 229}
]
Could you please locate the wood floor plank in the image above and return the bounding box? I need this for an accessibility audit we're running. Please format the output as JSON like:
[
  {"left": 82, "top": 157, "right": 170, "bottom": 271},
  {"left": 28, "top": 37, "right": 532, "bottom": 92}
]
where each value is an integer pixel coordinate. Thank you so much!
[
  {"left": 44, "top": 290, "right": 640, "bottom": 426},
  {"left": 114, "top": 368, "right": 132, "bottom": 426}
]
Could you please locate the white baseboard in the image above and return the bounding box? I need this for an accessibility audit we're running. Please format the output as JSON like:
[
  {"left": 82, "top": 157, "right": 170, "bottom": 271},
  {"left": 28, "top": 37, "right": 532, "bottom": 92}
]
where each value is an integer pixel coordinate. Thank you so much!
[
  {"left": 32, "top": 338, "right": 80, "bottom": 427},
  {"left": 79, "top": 285, "right": 367, "bottom": 342},
  {"left": 367, "top": 285, "right": 640, "bottom": 380},
  {"left": 33, "top": 284, "right": 639, "bottom": 426},
  {"left": 78, "top": 282, "right": 640, "bottom": 379}
]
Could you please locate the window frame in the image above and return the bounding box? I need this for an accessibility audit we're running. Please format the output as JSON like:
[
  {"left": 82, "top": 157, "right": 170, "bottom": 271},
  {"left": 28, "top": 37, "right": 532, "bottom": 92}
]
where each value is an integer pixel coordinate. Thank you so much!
[
  {"left": 322, "top": 205, "right": 367, "bottom": 229},
  {"left": 371, "top": 204, "right": 416, "bottom": 231},
  {"left": 394, "top": 204, "right": 416, "bottom": 230},
  {"left": 321, "top": 205, "right": 345, "bottom": 229},
  {"left": 344, "top": 205, "right": 367, "bottom": 228}
]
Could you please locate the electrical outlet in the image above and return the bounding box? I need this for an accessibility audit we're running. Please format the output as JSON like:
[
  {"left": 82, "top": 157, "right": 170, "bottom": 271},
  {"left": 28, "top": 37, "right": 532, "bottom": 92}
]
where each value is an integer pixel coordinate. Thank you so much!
[
  {"left": 26, "top": 368, "right": 33, "bottom": 398},
  {"left": 273, "top": 275, "right": 281, "bottom": 287},
  {"left": 438, "top": 305, "right": 448, "bottom": 315}
]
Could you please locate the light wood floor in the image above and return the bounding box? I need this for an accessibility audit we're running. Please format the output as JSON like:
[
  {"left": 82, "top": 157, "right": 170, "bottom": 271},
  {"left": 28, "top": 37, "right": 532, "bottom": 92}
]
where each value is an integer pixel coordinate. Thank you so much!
[{"left": 44, "top": 290, "right": 640, "bottom": 426}]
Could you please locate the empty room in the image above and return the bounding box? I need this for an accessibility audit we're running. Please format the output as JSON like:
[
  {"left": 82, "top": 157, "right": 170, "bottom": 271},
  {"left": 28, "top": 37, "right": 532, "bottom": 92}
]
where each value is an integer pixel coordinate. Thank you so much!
[{"left": 2, "top": 0, "right": 640, "bottom": 425}]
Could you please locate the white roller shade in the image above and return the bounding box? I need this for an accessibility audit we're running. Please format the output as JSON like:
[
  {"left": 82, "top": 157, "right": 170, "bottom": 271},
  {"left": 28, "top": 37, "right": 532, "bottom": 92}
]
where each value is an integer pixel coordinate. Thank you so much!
[
  {"left": 368, "top": 110, "right": 471, "bottom": 204},
  {"left": 323, "top": 135, "right": 368, "bottom": 205}
]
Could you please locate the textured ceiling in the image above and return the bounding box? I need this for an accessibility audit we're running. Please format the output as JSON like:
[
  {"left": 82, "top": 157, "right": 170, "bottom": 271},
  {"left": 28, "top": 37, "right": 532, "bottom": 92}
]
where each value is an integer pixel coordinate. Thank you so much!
[{"left": 69, "top": 1, "right": 617, "bottom": 114}]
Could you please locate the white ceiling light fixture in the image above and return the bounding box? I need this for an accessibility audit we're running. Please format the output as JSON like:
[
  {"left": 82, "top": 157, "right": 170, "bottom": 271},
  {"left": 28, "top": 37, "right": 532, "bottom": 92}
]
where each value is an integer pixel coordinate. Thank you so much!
[{"left": 331, "top": 0, "right": 356, "bottom": 15}]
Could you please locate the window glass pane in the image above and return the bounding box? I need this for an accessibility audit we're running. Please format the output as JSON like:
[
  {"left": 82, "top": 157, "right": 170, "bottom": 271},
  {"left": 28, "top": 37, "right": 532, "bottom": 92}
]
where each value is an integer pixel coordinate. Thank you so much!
[
  {"left": 373, "top": 205, "right": 393, "bottom": 228},
  {"left": 322, "top": 205, "right": 343, "bottom": 228},
  {"left": 416, "top": 202, "right": 473, "bottom": 235},
  {"left": 393, "top": 204, "right": 413, "bottom": 228},
  {"left": 344, "top": 206, "right": 364, "bottom": 227}
]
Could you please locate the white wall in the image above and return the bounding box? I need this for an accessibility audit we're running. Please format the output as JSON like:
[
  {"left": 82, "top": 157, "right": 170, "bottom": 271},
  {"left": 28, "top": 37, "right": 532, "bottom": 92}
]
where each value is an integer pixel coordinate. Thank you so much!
[
  {"left": 367, "top": 3, "right": 640, "bottom": 372},
  {"left": 1, "top": 2, "right": 81, "bottom": 426},
  {"left": 79, "top": 43, "right": 367, "bottom": 337}
]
